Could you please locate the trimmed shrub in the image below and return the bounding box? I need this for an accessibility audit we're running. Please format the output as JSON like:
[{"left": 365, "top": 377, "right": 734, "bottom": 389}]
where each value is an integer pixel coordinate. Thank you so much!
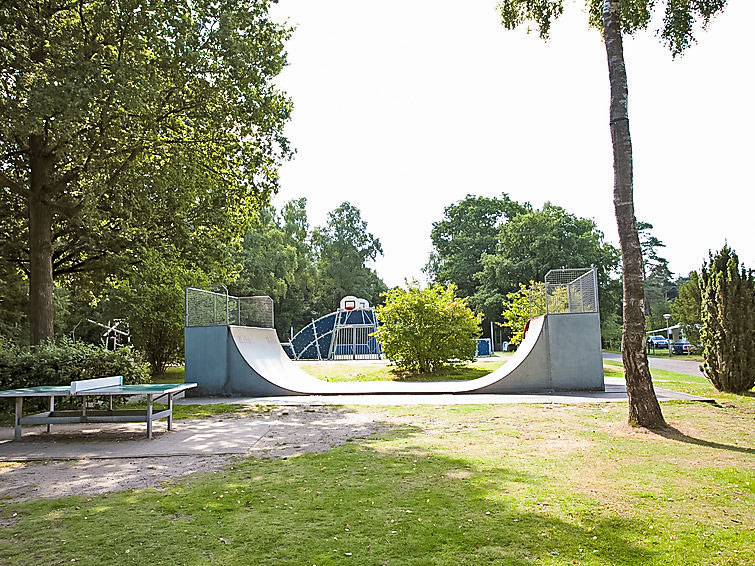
[
  {"left": 0, "top": 339, "right": 150, "bottom": 412},
  {"left": 699, "top": 245, "right": 755, "bottom": 393},
  {"left": 374, "top": 282, "right": 481, "bottom": 373}
]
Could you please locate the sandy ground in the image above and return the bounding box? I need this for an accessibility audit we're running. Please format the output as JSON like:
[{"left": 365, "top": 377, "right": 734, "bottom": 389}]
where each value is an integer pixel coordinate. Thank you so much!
[{"left": 0, "top": 406, "right": 385, "bottom": 502}]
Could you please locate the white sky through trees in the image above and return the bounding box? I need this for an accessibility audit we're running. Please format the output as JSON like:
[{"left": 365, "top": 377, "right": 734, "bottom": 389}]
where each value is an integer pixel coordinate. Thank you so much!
[{"left": 270, "top": 0, "right": 754, "bottom": 288}]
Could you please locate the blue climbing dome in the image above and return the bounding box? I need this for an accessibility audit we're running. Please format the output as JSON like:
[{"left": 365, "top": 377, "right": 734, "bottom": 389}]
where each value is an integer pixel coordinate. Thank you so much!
[{"left": 285, "top": 296, "right": 382, "bottom": 360}]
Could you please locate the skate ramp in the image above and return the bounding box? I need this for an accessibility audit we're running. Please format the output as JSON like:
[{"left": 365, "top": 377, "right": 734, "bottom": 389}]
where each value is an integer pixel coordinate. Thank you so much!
[{"left": 186, "top": 313, "right": 604, "bottom": 396}]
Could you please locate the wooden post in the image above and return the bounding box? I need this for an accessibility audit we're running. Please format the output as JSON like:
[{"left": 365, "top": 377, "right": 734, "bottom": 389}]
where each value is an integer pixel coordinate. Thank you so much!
[{"left": 14, "top": 397, "right": 22, "bottom": 441}]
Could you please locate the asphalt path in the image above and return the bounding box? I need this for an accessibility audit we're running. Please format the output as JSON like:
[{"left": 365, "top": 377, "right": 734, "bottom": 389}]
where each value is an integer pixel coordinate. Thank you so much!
[{"left": 603, "top": 352, "right": 705, "bottom": 378}]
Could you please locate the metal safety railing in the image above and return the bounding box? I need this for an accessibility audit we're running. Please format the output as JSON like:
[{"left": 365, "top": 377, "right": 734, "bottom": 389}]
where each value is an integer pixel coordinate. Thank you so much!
[
  {"left": 185, "top": 287, "right": 274, "bottom": 328},
  {"left": 544, "top": 268, "right": 599, "bottom": 314}
]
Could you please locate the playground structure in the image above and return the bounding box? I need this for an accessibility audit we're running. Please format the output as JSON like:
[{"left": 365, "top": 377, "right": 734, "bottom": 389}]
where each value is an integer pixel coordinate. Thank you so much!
[
  {"left": 282, "top": 296, "right": 492, "bottom": 360},
  {"left": 184, "top": 268, "right": 604, "bottom": 396},
  {"left": 282, "top": 296, "right": 382, "bottom": 360}
]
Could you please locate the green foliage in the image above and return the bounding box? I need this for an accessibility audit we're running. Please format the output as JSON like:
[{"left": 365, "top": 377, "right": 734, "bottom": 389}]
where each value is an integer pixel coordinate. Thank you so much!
[
  {"left": 111, "top": 249, "right": 210, "bottom": 375},
  {"left": 638, "top": 221, "right": 678, "bottom": 329},
  {"left": 374, "top": 283, "right": 481, "bottom": 373},
  {"left": 500, "top": 1, "right": 728, "bottom": 56},
  {"left": 229, "top": 199, "right": 387, "bottom": 338},
  {"left": 0, "top": 0, "right": 292, "bottom": 338},
  {"left": 0, "top": 338, "right": 149, "bottom": 411},
  {"left": 671, "top": 271, "right": 702, "bottom": 345},
  {"left": 473, "top": 202, "right": 619, "bottom": 323},
  {"left": 311, "top": 202, "right": 387, "bottom": 313},
  {"left": 230, "top": 199, "right": 318, "bottom": 339},
  {"left": 0, "top": 263, "right": 28, "bottom": 343},
  {"left": 699, "top": 245, "right": 755, "bottom": 393},
  {"left": 501, "top": 281, "right": 546, "bottom": 345},
  {"left": 601, "top": 310, "right": 623, "bottom": 350},
  {"left": 425, "top": 193, "right": 529, "bottom": 299}
]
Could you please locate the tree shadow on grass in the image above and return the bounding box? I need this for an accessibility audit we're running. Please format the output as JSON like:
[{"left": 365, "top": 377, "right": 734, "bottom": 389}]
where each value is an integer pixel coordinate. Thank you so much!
[
  {"left": 650, "top": 425, "right": 755, "bottom": 455},
  {"left": 1, "top": 420, "right": 665, "bottom": 566}
]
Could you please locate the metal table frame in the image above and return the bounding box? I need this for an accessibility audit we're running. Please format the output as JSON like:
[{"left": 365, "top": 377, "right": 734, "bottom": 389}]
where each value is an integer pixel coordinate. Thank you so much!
[{"left": 2, "top": 382, "right": 197, "bottom": 440}]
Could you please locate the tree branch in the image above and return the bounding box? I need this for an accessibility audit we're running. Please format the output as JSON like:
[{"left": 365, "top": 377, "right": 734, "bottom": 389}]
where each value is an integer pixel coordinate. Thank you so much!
[{"left": 0, "top": 171, "right": 28, "bottom": 197}]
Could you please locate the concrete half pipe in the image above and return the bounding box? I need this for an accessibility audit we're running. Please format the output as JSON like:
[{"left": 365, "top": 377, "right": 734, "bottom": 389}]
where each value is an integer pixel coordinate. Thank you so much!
[{"left": 185, "top": 313, "right": 604, "bottom": 396}]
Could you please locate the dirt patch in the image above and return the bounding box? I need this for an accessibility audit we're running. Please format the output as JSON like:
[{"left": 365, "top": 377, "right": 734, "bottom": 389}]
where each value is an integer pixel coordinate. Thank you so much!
[{"left": 0, "top": 406, "right": 386, "bottom": 502}]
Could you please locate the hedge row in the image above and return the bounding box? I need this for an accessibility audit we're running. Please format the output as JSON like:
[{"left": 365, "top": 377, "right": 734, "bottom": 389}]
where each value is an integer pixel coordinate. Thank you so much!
[{"left": 0, "top": 340, "right": 150, "bottom": 413}]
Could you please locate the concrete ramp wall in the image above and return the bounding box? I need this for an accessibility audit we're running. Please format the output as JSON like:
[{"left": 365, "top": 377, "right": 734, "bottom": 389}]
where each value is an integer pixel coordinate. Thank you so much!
[{"left": 185, "top": 313, "right": 604, "bottom": 396}]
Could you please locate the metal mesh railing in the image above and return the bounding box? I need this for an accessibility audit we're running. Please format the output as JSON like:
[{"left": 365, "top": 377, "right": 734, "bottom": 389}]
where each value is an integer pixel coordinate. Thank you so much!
[
  {"left": 544, "top": 268, "right": 599, "bottom": 314},
  {"left": 185, "top": 288, "right": 274, "bottom": 328}
]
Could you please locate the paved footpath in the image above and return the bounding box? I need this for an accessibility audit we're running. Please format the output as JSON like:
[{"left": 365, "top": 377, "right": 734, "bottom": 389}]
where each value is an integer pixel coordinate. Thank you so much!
[
  {"left": 176, "top": 376, "right": 710, "bottom": 407},
  {"left": 603, "top": 352, "right": 705, "bottom": 378}
]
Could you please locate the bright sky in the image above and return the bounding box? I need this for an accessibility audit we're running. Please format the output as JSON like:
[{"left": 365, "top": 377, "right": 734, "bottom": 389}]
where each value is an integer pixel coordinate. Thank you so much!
[{"left": 269, "top": 0, "right": 755, "bottom": 288}]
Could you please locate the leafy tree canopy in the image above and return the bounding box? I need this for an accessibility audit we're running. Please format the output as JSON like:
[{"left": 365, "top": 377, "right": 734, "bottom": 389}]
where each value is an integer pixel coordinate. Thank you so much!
[
  {"left": 500, "top": 0, "right": 727, "bottom": 56},
  {"left": 501, "top": 281, "right": 546, "bottom": 346},
  {"left": 0, "top": 0, "right": 292, "bottom": 341},
  {"left": 671, "top": 271, "right": 702, "bottom": 345},
  {"left": 311, "top": 202, "right": 387, "bottom": 313},
  {"left": 700, "top": 244, "right": 755, "bottom": 393},
  {"left": 425, "top": 193, "right": 530, "bottom": 299},
  {"left": 473, "top": 202, "right": 619, "bottom": 321},
  {"left": 230, "top": 198, "right": 318, "bottom": 339}
]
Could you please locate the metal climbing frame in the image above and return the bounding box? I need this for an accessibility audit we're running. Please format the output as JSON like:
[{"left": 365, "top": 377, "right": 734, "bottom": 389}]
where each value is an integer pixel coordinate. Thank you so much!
[
  {"left": 328, "top": 308, "right": 381, "bottom": 360},
  {"left": 185, "top": 288, "right": 274, "bottom": 328},
  {"left": 544, "top": 268, "right": 599, "bottom": 314}
]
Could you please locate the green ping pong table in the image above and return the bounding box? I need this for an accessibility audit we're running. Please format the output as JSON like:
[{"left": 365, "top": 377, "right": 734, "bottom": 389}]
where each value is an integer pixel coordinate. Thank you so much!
[{"left": 0, "top": 376, "right": 197, "bottom": 440}]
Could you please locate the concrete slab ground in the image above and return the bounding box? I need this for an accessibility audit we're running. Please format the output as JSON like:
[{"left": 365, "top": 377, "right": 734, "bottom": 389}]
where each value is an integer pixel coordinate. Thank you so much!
[
  {"left": 0, "top": 418, "right": 270, "bottom": 460},
  {"left": 0, "top": 377, "right": 711, "bottom": 466},
  {"left": 175, "top": 376, "right": 711, "bottom": 406},
  {"left": 0, "top": 407, "right": 383, "bottom": 500}
]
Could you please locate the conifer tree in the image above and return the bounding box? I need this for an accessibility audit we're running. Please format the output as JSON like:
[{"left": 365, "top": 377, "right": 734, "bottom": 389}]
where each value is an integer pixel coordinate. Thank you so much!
[{"left": 700, "top": 245, "right": 755, "bottom": 393}]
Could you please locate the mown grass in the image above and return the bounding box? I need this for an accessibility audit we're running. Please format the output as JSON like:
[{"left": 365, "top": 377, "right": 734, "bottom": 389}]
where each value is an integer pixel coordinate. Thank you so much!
[
  {"left": 121, "top": 402, "right": 270, "bottom": 421},
  {"left": 603, "top": 360, "right": 755, "bottom": 410},
  {"left": 151, "top": 366, "right": 185, "bottom": 384},
  {"left": 1, "top": 397, "right": 753, "bottom": 565},
  {"left": 1, "top": 358, "right": 753, "bottom": 564},
  {"left": 298, "top": 358, "right": 508, "bottom": 383}
]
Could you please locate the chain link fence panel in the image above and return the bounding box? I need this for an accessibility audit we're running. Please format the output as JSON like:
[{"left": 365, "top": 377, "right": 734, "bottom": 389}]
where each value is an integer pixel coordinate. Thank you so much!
[
  {"left": 544, "top": 268, "right": 599, "bottom": 314},
  {"left": 185, "top": 288, "right": 274, "bottom": 328}
]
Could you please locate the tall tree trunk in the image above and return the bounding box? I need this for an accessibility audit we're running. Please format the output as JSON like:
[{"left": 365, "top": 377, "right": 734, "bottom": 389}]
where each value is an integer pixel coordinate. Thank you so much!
[
  {"left": 601, "top": 1, "right": 665, "bottom": 428},
  {"left": 28, "top": 134, "right": 55, "bottom": 344}
]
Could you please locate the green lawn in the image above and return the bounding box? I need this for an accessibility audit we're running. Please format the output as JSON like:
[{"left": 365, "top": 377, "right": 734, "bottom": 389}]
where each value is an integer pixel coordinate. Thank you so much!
[
  {"left": 151, "top": 366, "right": 186, "bottom": 384},
  {"left": 603, "top": 360, "right": 755, "bottom": 410},
  {"left": 1, "top": 366, "right": 752, "bottom": 565},
  {"left": 298, "top": 357, "right": 509, "bottom": 383}
]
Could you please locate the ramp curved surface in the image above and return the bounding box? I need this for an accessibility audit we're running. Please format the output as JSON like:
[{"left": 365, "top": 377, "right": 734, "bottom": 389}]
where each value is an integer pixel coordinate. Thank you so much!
[
  {"left": 226, "top": 315, "right": 569, "bottom": 395},
  {"left": 185, "top": 313, "right": 603, "bottom": 396}
]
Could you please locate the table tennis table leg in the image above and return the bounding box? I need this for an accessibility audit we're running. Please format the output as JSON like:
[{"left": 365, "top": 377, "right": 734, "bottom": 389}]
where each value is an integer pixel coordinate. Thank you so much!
[
  {"left": 167, "top": 393, "right": 173, "bottom": 431},
  {"left": 146, "top": 394, "right": 153, "bottom": 439},
  {"left": 47, "top": 396, "right": 54, "bottom": 433},
  {"left": 14, "top": 397, "right": 22, "bottom": 441}
]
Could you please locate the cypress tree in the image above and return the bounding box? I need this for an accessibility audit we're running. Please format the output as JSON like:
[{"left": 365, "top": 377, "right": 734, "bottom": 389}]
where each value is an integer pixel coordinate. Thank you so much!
[{"left": 699, "top": 245, "right": 755, "bottom": 393}]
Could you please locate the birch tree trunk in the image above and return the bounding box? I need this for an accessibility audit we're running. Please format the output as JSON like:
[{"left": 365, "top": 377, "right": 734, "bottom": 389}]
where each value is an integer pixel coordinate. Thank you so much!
[{"left": 601, "top": 1, "right": 665, "bottom": 427}]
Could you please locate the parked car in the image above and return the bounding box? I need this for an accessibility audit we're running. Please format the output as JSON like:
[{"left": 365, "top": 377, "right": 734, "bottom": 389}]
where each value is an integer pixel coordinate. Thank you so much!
[
  {"left": 671, "top": 340, "right": 694, "bottom": 355},
  {"left": 647, "top": 335, "right": 669, "bottom": 349}
]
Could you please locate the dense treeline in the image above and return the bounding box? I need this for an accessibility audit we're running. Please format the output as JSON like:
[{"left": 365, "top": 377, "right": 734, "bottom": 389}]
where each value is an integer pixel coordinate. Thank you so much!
[
  {"left": 229, "top": 200, "right": 387, "bottom": 340},
  {"left": 424, "top": 193, "right": 695, "bottom": 348},
  {"left": 0, "top": 198, "right": 386, "bottom": 372}
]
